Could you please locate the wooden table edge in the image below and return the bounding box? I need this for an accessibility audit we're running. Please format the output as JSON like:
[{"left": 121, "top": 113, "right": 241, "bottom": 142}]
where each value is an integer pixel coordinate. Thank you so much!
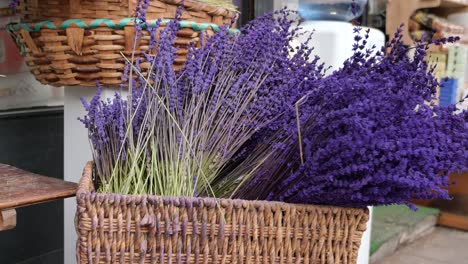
[{"left": 0, "top": 188, "right": 77, "bottom": 211}]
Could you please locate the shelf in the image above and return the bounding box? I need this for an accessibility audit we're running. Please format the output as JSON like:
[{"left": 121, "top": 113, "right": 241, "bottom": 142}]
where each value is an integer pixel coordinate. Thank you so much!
[
  {"left": 0, "top": 163, "right": 77, "bottom": 230},
  {"left": 386, "top": 0, "right": 468, "bottom": 47},
  {"left": 0, "top": 163, "right": 77, "bottom": 210}
]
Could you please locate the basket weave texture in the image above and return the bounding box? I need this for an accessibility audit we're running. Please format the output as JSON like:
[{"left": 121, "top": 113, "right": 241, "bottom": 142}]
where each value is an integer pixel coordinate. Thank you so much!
[
  {"left": 17, "top": 0, "right": 237, "bottom": 25},
  {"left": 76, "top": 162, "right": 369, "bottom": 264},
  {"left": 10, "top": 0, "right": 237, "bottom": 87}
]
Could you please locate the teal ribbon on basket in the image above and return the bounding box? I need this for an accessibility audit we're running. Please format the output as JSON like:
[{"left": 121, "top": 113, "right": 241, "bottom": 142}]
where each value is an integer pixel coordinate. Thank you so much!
[
  {"left": 7, "top": 17, "right": 240, "bottom": 33},
  {"left": 7, "top": 18, "right": 239, "bottom": 55},
  {"left": 6, "top": 25, "right": 26, "bottom": 55}
]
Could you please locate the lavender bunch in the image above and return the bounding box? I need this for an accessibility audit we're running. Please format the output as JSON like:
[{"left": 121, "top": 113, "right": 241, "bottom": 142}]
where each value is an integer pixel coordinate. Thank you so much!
[
  {"left": 234, "top": 27, "right": 468, "bottom": 209},
  {"left": 80, "top": 9, "right": 321, "bottom": 196},
  {"left": 81, "top": 0, "right": 467, "bottom": 209}
]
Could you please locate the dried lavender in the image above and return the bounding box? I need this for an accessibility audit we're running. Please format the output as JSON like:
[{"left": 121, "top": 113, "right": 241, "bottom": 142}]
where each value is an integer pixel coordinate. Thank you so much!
[
  {"left": 80, "top": 0, "right": 467, "bottom": 208},
  {"left": 234, "top": 27, "right": 467, "bottom": 209},
  {"left": 80, "top": 9, "right": 320, "bottom": 196}
]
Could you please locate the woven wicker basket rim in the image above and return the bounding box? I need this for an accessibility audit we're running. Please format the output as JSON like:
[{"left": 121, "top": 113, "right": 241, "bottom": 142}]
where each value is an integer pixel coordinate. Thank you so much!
[
  {"left": 16, "top": 0, "right": 239, "bottom": 18},
  {"left": 78, "top": 161, "right": 369, "bottom": 218},
  {"left": 138, "top": 0, "right": 239, "bottom": 17},
  {"left": 7, "top": 18, "right": 240, "bottom": 34}
]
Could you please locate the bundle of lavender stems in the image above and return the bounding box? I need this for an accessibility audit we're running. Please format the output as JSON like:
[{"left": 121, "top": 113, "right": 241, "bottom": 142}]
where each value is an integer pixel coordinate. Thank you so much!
[{"left": 80, "top": 5, "right": 468, "bottom": 209}]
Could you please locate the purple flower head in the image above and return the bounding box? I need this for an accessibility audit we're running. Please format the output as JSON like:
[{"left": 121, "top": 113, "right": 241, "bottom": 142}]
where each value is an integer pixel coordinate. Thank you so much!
[
  {"left": 234, "top": 25, "right": 468, "bottom": 209},
  {"left": 80, "top": 1, "right": 467, "bottom": 208}
]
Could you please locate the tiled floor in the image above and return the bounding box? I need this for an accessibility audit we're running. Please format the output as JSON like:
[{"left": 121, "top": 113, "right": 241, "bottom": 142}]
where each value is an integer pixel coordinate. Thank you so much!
[{"left": 377, "top": 227, "right": 468, "bottom": 264}]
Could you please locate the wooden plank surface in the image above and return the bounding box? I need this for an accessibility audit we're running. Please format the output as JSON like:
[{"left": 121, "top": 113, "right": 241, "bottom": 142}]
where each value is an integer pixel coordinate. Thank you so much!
[
  {"left": 438, "top": 211, "right": 468, "bottom": 231},
  {"left": 0, "top": 163, "right": 77, "bottom": 210}
]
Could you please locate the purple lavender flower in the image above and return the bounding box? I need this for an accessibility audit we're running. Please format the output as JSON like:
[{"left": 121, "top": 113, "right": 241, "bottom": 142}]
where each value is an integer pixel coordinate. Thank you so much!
[
  {"left": 80, "top": 5, "right": 325, "bottom": 196},
  {"left": 234, "top": 26, "right": 468, "bottom": 209},
  {"left": 80, "top": 1, "right": 467, "bottom": 208}
]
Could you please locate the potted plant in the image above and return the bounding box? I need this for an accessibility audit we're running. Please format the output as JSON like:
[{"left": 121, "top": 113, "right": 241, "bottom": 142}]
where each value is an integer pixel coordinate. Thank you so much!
[
  {"left": 74, "top": 1, "right": 468, "bottom": 261},
  {"left": 7, "top": 0, "right": 237, "bottom": 86}
]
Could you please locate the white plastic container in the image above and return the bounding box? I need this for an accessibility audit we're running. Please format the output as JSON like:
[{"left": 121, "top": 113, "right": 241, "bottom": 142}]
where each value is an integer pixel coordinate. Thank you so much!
[{"left": 298, "top": 0, "right": 368, "bottom": 21}]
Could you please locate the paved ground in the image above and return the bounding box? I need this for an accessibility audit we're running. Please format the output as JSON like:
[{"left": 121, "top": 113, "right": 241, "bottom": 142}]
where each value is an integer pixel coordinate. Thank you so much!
[
  {"left": 371, "top": 205, "right": 439, "bottom": 257},
  {"left": 376, "top": 227, "right": 468, "bottom": 264}
]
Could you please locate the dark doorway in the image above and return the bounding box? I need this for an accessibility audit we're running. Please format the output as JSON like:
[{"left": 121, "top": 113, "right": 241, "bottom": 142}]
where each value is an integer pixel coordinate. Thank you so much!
[{"left": 0, "top": 107, "right": 64, "bottom": 264}]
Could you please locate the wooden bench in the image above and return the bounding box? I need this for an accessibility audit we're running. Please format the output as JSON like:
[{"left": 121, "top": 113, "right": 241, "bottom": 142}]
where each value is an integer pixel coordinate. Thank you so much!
[{"left": 0, "top": 163, "right": 77, "bottom": 231}]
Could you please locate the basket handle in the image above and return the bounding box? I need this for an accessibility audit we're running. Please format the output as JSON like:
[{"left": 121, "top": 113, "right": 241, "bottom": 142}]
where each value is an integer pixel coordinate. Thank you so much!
[{"left": 77, "top": 161, "right": 95, "bottom": 195}]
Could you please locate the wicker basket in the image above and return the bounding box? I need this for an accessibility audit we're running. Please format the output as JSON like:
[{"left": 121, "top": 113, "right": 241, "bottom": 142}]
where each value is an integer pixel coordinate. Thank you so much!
[
  {"left": 76, "top": 162, "right": 369, "bottom": 264},
  {"left": 9, "top": 0, "right": 237, "bottom": 87}
]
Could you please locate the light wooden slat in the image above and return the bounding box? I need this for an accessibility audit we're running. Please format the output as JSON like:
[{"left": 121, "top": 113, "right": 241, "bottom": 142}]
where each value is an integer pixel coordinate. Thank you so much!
[
  {"left": 438, "top": 212, "right": 468, "bottom": 231},
  {"left": 0, "top": 164, "right": 77, "bottom": 210},
  {"left": 0, "top": 209, "right": 16, "bottom": 231}
]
